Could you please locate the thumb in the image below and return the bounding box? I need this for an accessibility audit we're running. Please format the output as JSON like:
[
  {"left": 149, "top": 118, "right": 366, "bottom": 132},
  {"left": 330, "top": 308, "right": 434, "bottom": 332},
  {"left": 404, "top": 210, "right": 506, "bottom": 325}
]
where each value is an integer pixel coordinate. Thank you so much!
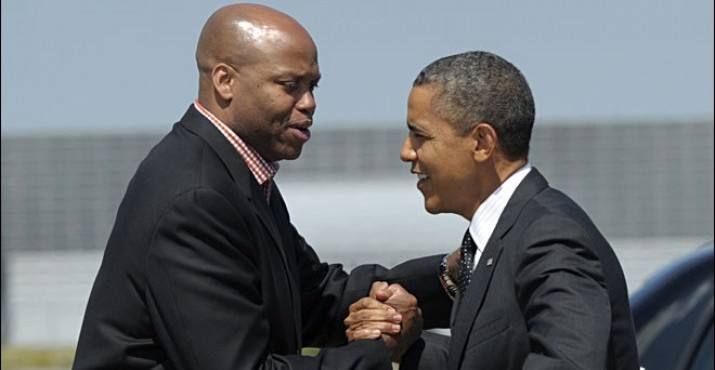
[{"left": 369, "top": 281, "right": 391, "bottom": 301}]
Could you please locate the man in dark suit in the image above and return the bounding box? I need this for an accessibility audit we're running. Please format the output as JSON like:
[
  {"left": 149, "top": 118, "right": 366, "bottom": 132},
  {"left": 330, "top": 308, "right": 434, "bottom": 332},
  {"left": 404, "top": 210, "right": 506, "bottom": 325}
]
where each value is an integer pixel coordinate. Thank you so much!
[
  {"left": 73, "top": 4, "right": 451, "bottom": 369},
  {"left": 345, "top": 51, "right": 640, "bottom": 369}
]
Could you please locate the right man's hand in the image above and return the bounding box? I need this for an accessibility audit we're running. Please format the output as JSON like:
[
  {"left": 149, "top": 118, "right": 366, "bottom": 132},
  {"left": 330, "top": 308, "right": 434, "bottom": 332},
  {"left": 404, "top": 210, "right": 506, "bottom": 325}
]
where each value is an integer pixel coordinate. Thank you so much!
[{"left": 344, "top": 281, "right": 423, "bottom": 362}]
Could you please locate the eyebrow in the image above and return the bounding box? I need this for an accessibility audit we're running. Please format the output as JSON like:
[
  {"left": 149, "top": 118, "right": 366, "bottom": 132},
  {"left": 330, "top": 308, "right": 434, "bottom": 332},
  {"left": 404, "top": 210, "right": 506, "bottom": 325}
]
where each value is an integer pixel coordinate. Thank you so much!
[{"left": 406, "top": 121, "right": 430, "bottom": 138}]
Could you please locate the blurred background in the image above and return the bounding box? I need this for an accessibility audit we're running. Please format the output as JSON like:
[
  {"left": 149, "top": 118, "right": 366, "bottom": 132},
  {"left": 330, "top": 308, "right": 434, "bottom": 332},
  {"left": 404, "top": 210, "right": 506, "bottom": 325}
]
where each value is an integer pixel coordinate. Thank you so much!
[{"left": 2, "top": 0, "right": 713, "bottom": 368}]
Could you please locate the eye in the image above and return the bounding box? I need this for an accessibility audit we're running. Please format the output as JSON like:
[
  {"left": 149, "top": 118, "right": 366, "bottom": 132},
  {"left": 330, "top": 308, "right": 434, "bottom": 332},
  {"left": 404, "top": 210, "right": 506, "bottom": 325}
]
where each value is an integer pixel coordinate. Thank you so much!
[{"left": 279, "top": 81, "right": 298, "bottom": 92}]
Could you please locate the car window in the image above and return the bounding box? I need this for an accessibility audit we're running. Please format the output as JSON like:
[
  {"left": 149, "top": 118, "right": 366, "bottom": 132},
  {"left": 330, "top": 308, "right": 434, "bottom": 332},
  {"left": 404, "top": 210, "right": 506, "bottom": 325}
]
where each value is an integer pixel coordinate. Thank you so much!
[{"left": 688, "top": 323, "right": 713, "bottom": 370}]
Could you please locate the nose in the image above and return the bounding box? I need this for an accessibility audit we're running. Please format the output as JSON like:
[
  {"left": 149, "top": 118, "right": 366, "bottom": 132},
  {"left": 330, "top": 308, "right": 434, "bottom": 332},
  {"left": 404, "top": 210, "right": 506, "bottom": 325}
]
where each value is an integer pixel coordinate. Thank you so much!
[
  {"left": 296, "top": 90, "right": 316, "bottom": 116},
  {"left": 400, "top": 135, "right": 416, "bottom": 163}
]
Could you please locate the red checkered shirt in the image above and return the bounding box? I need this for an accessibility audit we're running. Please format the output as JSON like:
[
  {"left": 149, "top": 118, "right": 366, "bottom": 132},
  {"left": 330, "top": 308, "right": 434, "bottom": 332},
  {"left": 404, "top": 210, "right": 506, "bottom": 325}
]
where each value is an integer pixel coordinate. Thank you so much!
[{"left": 193, "top": 100, "right": 278, "bottom": 200}]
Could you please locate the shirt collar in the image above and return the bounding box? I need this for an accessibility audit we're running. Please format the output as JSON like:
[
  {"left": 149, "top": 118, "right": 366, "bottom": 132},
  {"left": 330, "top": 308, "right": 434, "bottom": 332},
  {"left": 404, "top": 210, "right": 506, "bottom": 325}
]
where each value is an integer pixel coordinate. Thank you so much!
[
  {"left": 469, "top": 163, "right": 532, "bottom": 250},
  {"left": 193, "top": 100, "right": 278, "bottom": 185}
]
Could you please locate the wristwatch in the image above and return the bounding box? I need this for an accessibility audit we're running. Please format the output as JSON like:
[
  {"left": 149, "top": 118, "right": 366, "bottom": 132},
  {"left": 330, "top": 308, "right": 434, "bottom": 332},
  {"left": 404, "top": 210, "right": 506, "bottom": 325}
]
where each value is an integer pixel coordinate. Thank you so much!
[{"left": 439, "top": 253, "right": 458, "bottom": 299}]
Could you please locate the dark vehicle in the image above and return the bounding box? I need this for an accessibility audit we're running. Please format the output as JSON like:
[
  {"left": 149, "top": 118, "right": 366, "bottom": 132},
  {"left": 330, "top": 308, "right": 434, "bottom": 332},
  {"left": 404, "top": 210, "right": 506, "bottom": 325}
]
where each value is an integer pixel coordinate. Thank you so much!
[{"left": 631, "top": 241, "right": 714, "bottom": 370}]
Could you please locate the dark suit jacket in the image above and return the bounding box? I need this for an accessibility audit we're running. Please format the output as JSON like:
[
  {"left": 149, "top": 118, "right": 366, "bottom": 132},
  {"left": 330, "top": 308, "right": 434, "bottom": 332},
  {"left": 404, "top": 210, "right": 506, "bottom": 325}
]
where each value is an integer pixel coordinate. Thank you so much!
[
  {"left": 402, "top": 169, "right": 640, "bottom": 370},
  {"left": 73, "top": 105, "right": 452, "bottom": 370}
]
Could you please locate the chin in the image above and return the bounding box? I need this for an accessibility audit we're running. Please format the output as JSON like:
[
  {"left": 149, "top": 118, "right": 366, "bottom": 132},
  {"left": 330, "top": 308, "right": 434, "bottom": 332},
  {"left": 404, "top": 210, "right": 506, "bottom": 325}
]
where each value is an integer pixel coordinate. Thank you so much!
[
  {"left": 272, "top": 146, "right": 303, "bottom": 161},
  {"left": 425, "top": 207, "right": 441, "bottom": 215},
  {"left": 282, "top": 149, "right": 302, "bottom": 161},
  {"left": 423, "top": 199, "right": 442, "bottom": 215}
]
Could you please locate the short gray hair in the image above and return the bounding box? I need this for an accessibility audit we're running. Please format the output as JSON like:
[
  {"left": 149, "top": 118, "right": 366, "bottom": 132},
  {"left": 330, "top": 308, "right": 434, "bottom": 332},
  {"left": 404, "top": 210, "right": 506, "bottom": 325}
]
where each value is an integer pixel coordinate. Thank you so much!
[{"left": 413, "top": 51, "right": 535, "bottom": 160}]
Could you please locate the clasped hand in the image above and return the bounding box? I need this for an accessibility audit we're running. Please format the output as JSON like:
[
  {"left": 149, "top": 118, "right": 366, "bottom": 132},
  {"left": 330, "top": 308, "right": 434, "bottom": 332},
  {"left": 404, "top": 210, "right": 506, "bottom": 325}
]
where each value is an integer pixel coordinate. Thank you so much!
[{"left": 344, "top": 281, "right": 423, "bottom": 362}]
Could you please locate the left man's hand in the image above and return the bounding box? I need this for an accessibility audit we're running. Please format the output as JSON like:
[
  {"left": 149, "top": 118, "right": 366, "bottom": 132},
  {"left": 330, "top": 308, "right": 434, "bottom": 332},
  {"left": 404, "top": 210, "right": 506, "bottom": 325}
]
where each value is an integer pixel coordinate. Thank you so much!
[{"left": 344, "top": 281, "right": 423, "bottom": 362}]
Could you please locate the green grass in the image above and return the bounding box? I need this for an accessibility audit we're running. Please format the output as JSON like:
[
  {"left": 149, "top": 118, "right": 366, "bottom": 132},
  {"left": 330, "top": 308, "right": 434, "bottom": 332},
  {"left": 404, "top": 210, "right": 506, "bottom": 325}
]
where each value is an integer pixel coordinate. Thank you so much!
[
  {"left": 302, "top": 347, "right": 399, "bottom": 369},
  {"left": 1, "top": 346, "right": 396, "bottom": 369},
  {"left": 301, "top": 347, "right": 321, "bottom": 356},
  {"left": 1, "top": 346, "right": 75, "bottom": 369}
]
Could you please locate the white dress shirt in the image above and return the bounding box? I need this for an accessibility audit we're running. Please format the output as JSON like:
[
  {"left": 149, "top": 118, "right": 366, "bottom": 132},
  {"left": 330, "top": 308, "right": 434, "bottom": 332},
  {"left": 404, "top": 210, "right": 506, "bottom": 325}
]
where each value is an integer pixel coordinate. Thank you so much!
[{"left": 468, "top": 163, "right": 532, "bottom": 269}]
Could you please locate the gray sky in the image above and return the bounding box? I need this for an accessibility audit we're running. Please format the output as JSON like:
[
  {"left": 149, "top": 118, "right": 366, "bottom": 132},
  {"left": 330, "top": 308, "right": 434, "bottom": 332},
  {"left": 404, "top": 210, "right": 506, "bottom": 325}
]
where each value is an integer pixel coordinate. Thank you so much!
[{"left": 2, "top": 0, "right": 713, "bottom": 134}]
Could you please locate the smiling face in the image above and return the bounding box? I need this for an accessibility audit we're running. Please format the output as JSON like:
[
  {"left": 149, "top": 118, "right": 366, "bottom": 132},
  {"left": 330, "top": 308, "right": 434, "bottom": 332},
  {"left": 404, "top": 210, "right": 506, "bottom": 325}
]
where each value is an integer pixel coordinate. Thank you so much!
[
  {"left": 228, "top": 31, "right": 321, "bottom": 162},
  {"left": 400, "top": 85, "right": 481, "bottom": 219}
]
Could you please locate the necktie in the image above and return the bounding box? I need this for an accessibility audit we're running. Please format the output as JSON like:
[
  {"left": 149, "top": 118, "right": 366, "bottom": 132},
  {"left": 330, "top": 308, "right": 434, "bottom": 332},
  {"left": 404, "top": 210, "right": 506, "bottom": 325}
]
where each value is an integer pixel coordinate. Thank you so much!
[{"left": 457, "top": 229, "right": 477, "bottom": 295}]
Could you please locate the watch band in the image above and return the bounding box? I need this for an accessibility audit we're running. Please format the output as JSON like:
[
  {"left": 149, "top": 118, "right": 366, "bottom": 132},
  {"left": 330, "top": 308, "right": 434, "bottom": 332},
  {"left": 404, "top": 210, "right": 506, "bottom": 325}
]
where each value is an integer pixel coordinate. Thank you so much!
[{"left": 439, "top": 253, "right": 458, "bottom": 299}]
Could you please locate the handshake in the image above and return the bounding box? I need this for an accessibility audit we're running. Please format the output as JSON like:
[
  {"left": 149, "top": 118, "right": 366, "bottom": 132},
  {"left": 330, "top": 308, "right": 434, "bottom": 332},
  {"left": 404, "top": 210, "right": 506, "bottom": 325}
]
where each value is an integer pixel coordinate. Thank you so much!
[{"left": 344, "top": 281, "right": 423, "bottom": 363}]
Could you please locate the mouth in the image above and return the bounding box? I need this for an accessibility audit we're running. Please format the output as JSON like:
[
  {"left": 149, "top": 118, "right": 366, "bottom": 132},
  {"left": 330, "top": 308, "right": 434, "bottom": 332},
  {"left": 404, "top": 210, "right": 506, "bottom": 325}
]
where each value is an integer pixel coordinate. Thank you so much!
[
  {"left": 412, "top": 170, "right": 429, "bottom": 187},
  {"left": 287, "top": 121, "right": 312, "bottom": 142}
]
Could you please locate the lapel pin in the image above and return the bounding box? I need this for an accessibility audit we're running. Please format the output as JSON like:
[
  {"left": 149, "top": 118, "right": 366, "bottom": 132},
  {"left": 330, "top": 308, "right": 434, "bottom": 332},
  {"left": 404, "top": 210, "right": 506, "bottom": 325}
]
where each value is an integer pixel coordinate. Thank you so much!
[{"left": 486, "top": 257, "right": 494, "bottom": 266}]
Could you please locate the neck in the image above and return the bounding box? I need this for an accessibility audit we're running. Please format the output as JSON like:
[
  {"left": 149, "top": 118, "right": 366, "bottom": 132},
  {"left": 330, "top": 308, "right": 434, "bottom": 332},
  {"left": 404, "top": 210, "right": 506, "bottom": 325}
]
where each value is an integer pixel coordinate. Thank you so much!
[
  {"left": 462, "top": 158, "right": 527, "bottom": 220},
  {"left": 496, "top": 158, "right": 528, "bottom": 183}
]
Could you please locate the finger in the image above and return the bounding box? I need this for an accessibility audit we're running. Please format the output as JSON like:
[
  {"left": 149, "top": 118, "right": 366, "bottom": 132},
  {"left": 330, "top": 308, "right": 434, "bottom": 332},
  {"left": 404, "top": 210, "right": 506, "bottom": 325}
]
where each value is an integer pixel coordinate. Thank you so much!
[
  {"left": 369, "top": 281, "right": 391, "bottom": 301},
  {"left": 373, "top": 289, "right": 393, "bottom": 302},
  {"left": 387, "top": 283, "right": 404, "bottom": 294},
  {"left": 349, "top": 297, "right": 396, "bottom": 314},
  {"left": 348, "top": 320, "right": 401, "bottom": 334},
  {"left": 347, "top": 321, "right": 402, "bottom": 336},
  {"left": 345, "top": 308, "right": 397, "bottom": 324},
  {"left": 346, "top": 327, "right": 382, "bottom": 342},
  {"left": 383, "top": 289, "right": 418, "bottom": 310},
  {"left": 371, "top": 281, "right": 389, "bottom": 291},
  {"left": 344, "top": 309, "right": 402, "bottom": 327}
]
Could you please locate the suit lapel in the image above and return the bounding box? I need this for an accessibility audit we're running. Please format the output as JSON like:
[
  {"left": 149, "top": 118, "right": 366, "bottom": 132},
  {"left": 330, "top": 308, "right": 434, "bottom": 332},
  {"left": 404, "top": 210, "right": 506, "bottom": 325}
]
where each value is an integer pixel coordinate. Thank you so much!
[
  {"left": 256, "top": 181, "right": 302, "bottom": 347},
  {"left": 448, "top": 169, "right": 549, "bottom": 370},
  {"left": 448, "top": 240, "right": 503, "bottom": 370},
  {"left": 178, "top": 106, "right": 291, "bottom": 263},
  {"left": 251, "top": 182, "right": 290, "bottom": 268},
  {"left": 267, "top": 184, "right": 303, "bottom": 343},
  {"left": 240, "top": 183, "right": 301, "bottom": 347},
  {"left": 178, "top": 105, "right": 301, "bottom": 346}
]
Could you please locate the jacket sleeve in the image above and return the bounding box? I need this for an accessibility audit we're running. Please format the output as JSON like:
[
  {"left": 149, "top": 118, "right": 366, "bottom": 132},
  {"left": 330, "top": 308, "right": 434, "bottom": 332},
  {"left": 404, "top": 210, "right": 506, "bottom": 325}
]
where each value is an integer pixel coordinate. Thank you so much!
[
  {"left": 266, "top": 186, "right": 452, "bottom": 349},
  {"left": 292, "top": 227, "right": 453, "bottom": 347},
  {"left": 516, "top": 215, "right": 611, "bottom": 369},
  {"left": 144, "top": 188, "right": 393, "bottom": 370},
  {"left": 399, "top": 331, "right": 451, "bottom": 370}
]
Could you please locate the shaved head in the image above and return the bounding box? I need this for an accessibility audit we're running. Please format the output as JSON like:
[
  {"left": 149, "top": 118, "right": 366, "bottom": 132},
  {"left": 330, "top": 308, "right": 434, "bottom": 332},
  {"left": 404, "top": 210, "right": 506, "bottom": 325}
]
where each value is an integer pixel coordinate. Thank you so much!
[
  {"left": 193, "top": 3, "right": 321, "bottom": 162},
  {"left": 196, "top": 3, "right": 315, "bottom": 77}
]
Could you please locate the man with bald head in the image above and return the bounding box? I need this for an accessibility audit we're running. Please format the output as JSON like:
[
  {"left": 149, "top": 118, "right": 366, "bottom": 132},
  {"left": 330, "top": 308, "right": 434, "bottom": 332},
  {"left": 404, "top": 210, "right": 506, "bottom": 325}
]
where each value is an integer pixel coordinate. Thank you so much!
[{"left": 73, "top": 4, "right": 451, "bottom": 369}]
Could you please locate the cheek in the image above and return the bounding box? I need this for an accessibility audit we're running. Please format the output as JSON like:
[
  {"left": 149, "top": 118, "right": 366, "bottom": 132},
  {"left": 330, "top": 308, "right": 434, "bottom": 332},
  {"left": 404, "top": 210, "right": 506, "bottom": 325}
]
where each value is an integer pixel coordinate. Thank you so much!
[
  {"left": 419, "top": 144, "right": 448, "bottom": 171},
  {"left": 265, "top": 87, "right": 297, "bottom": 110},
  {"left": 244, "top": 86, "right": 287, "bottom": 115}
]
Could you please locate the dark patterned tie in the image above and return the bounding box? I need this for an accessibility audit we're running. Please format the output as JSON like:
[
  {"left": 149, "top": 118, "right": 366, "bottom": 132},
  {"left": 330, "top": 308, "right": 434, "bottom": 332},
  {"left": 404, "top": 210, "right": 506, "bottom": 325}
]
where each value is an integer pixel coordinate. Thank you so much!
[{"left": 457, "top": 229, "right": 477, "bottom": 295}]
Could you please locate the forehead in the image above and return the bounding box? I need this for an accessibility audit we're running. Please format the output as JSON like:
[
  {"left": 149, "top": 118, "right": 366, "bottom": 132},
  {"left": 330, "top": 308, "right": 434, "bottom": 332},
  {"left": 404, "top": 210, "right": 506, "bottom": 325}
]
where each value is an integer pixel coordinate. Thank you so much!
[
  {"left": 242, "top": 62, "right": 318, "bottom": 85},
  {"left": 408, "top": 85, "right": 437, "bottom": 108},
  {"left": 252, "top": 37, "right": 320, "bottom": 78},
  {"left": 407, "top": 86, "right": 439, "bottom": 124},
  {"left": 407, "top": 85, "right": 460, "bottom": 134}
]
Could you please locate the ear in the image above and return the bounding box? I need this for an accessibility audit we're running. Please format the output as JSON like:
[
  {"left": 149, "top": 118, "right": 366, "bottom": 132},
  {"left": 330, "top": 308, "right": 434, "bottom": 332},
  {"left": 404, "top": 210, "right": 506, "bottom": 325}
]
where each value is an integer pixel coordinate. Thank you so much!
[
  {"left": 470, "top": 123, "right": 497, "bottom": 162},
  {"left": 211, "top": 63, "right": 235, "bottom": 101}
]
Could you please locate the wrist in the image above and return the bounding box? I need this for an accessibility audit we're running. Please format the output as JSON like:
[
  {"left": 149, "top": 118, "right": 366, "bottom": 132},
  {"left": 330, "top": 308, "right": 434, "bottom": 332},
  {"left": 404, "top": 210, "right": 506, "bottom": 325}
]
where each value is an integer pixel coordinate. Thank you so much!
[{"left": 439, "top": 254, "right": 458, "bottom": 299}]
